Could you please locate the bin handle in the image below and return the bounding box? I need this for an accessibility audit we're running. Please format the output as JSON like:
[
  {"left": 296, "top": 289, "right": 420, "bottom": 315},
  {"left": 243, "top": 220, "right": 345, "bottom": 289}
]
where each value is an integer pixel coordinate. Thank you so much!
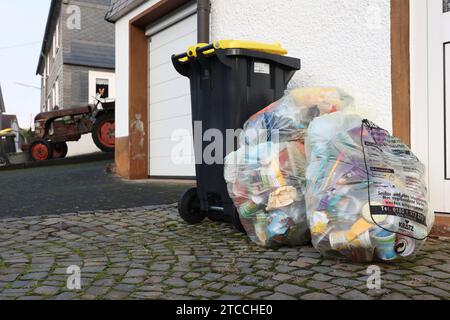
[
  {"left": 172, "top": 53, "right": 191, "bottom": 77},
  {"left": 172, "top": 43, "right": 215, "bottom": 63},
  {"left": 172, "top": 52, "right": 189, "bottom": 62},
  {"left": 195, "top": 43, "right": 215, "bottom": 56}
]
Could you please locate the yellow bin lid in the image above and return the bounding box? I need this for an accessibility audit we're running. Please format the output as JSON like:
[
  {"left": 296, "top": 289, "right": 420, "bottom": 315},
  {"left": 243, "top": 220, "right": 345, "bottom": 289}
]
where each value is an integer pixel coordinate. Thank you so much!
[
  {"left": 0, "top": 128, "right": 13, "bottom": 137},
  {"left": 214, "top": 40, "right": 288, "bottom": 55},
  {"left": 181, "top": 40, "right": 288, "bottom": 61}
]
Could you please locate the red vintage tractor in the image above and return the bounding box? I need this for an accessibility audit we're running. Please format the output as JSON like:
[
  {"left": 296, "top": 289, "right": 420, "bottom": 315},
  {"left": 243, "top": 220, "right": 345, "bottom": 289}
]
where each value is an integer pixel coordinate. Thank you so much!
[{"left": 29, "top": 98, "right": 115, "bottom": 162}]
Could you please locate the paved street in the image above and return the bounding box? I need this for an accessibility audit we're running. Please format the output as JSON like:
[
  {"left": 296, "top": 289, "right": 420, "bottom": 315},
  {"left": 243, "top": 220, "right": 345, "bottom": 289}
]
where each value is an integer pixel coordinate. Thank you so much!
[
  {"left": 0, "top": 160, "right": 193, "bottom": 219},
  {"left": 0, "top": 204, "right": 448, "bottom": 300}
]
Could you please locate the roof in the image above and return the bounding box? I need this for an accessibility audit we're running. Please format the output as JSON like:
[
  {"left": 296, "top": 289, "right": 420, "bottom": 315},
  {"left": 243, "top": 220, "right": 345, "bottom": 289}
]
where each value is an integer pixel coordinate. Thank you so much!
[
  {"left": 37, "top": 0, "right": 115, "bottom": 75},
  {"left": 36, "top": 0, "right": 61, "bottom": 75},
  {"left": 105, "top": 0, "right": 147, "bottom": 22},
  {"left": 64, "top": 42, "right": 115, "bottom": 70},
  {"left": 0, "top": 84, "right": 5, "bottom": 113}
]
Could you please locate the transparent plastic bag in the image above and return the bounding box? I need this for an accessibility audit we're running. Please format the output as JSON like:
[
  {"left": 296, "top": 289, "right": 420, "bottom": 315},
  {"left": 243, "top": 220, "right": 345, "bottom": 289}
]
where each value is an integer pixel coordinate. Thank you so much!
[
  {"left": 225, "top": 141, "right": 310, "bottom": 247},
  {"left": 241, "top": 87, "right": 354, "bottom": 147},
  {"left": 224, "top": 87, "right": 353, "bottom": 248},
  {"left": 305, "top": 112, "right": 434, "bottom": 262}
]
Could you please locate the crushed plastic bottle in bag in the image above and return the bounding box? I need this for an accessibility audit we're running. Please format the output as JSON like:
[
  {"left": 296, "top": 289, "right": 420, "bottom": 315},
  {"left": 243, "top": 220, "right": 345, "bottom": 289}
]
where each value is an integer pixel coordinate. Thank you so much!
[
  {"left": 225, "top": 141, "right": 309, "bottom": 247},
  {"left": 305, "top": 112, "right": 434, "bottom": 263},
  {"left": 224, "top": 87, "right": 353, "bottom": 248}
]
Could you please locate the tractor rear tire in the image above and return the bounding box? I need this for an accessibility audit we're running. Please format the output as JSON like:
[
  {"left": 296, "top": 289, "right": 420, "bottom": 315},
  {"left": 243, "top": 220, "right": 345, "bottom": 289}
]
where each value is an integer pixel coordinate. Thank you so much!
[
  {"left": 0, "top": 156, "right": 8, "bottom": 167},
  {"left": 52, "top": 142, "right": 68, "bottom": 159},
  {"left": 30, "top": 140, "right": 53, "bottom": 162},
  {"left": 92, "top": 113, "right": 115, "bottom": 153}
]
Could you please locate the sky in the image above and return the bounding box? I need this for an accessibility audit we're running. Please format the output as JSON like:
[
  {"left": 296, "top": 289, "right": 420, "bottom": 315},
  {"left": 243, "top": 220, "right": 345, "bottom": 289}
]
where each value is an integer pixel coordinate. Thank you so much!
[{"left": 0, "top": 0, "right": 51, "bottom": 128}]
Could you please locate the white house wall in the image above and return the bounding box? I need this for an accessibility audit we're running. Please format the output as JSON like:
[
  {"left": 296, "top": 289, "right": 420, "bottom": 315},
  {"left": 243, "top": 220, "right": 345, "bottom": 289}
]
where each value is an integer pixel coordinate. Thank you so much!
[
  {"left": 210, "top": 0, "right": 393, "bottom": 131},
  {"left": 115, "top": 0, "right": 393, "bottom": 137}
]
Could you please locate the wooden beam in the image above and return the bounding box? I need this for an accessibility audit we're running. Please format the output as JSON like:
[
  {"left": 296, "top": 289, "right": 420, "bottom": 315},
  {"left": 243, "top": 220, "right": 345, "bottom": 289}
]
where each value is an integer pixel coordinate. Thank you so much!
[
  {"left": 391, "top": 0, "right": 411, "bottom": 146},
  {"left": 127, "top": 23, "right": 149, "bottom": 179},
  {"left": 122, "top": 0, "right": 192, "bottom": 179},
  {"left": 436, "top": 214, "right": 450, "bottom": 226}
]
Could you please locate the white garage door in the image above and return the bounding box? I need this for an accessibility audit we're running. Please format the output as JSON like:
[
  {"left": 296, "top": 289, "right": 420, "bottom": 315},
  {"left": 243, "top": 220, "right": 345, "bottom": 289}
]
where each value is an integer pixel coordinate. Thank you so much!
[{"left": 148, "top": 13, "right": 197, "bottom": 177}]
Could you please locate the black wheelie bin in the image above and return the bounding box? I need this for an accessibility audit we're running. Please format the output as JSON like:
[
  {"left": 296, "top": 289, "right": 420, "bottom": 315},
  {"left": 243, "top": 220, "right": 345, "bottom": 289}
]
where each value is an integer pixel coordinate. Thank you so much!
[{"left": 172, "top": 40, "right": 301, "bottom": 232}]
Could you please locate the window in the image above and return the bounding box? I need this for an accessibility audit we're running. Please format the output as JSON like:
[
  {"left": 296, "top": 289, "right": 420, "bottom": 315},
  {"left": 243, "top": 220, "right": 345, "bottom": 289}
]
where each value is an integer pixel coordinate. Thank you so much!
[
  {"left": 88, "top": 71, "right": 115, "bottom": 104},
  {"left": 54, "top": 80, "right": 59, "bottom": 108},
  {"left": 51, "top": 80, "right": 60, "bottom": 110},
  {"left": 52, "top": 37, "right": 56, "bottom": 58},
  {"left": 52, "top": 21, "right": 59, "bottom": 58},
  {"left": 55, "top": 20, "right": 60, "bottom": 50},
  {"left": 46, "top": 54, "right": 50, "bottom": 74},
  {"left": 51, "top": 86, "right": 56, "bottom": 109},
  {"left": 96, "top": 79, "right": 109, "bottom": 98},
  {"left": 445, "top": 0, "right": 450, "bottom": 13}
]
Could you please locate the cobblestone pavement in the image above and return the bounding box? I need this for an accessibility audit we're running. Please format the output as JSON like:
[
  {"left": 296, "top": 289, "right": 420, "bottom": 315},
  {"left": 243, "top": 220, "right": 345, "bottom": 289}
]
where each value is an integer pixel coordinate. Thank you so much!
[{"left": 0, "top": 205, "right": 448, "bottom": 300}]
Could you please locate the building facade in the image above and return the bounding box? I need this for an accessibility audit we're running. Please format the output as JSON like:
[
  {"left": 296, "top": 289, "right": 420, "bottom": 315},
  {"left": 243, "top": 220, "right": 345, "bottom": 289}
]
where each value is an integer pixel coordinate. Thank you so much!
[
  {"left": 0, "top": 85, "right": 20, "bottom": 151},
  {"left": 106, "top": 0, "right": 450, "bottom": 220},
  {"left": 0, "top": 84, "right": 5, "bottom": 114},
  {"left": 37, "top": 0, "right": 116, "bottom": 112}
]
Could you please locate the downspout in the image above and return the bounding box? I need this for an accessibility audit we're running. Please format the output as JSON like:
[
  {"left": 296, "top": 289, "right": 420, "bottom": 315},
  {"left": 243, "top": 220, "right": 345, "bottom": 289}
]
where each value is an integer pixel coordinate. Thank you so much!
[{"left": 197, "top": 0, "right": 211, "bottom": 43}]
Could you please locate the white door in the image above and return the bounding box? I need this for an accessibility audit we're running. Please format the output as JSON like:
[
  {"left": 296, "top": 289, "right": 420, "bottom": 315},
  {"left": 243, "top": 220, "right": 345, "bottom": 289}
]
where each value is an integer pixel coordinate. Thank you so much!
[
  {"left": 148, "top": 14, "right": 197, "bottom": 177},
  {"left": 428, "top": 0, "right": 450, "bottom": 214}
]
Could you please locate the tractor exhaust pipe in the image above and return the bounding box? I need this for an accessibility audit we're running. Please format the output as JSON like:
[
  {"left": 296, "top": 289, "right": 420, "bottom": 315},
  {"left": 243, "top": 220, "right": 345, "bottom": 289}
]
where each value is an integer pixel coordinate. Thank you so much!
[{"left": 197, "top": 0, "right": 211, "bottom": 43}]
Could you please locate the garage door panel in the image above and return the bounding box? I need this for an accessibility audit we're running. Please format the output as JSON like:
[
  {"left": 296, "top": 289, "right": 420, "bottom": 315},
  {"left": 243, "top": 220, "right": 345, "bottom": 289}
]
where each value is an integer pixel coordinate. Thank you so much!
[
  {"left": 150, "top": 76, "right": 191, "bottom": 105},
  {"left": 150, "top": 63, "right": 183, "bottom": 87},
  {"left": 150, "top": 137, "right": 194, "bottom": 158},
  {"left": 149, "top": 32, "right": 196, "bottom": 70},
  {"left": 150, "top": 115, "right": 193, "bottom": 140},
  {"left": 150, "top": 95, "right": 192, "bottom": 123},
  {"left": 150, "top": 159, "right": 196, "bottom": 177},
  {"left": 149, "top": 13, "right": 196, "bottom": 177},
  {"left": 150, "top": 14, "right": 196, "bottom": 51}
]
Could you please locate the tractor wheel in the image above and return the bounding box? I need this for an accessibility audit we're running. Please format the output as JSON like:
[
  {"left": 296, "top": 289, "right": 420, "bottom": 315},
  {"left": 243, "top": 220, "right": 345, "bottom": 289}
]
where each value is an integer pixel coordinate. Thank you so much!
[
  {"left": 52, "top": 142, "right": 68, "bottom": 159},
  {"left": 92, "top": 113, "right": 115, "bottom": 153},
  {"left": 0, "top": 156, "right": 8, "bottom": 167},
  {"left": 30, "top": 140, "right": 52, "bottom": 162},
  {"left": 178, "top": 188, "right": 207, "bottom": 224}
]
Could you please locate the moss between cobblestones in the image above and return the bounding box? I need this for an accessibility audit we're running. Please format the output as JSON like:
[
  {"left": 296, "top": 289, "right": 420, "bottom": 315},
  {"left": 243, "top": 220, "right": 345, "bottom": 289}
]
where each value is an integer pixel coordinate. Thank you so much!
[
  {"left": 72, "top": 248, "right": 85, "bottom": 259},
  {"left": 94, "top": 270, "right": 108, "bottom": 281},
  {"left": 293, "top": 277, "right": 310, "bottom": 286},
  {"left": 3, "top": 283, "right": 12, "bottom": 290}
]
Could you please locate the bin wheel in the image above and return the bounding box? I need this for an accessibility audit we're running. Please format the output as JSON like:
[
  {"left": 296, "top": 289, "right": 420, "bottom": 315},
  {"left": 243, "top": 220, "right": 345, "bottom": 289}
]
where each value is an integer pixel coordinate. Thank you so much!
[
  {"left": 30, "top": 140, "right": 53, "bottom": 162},
  {"left": 52, "top": 142, "right": 68, "bottom": 159},
  {"left": 178, "top": 188, "right": 207, "bottom": 224},
  {"left": 229, "top": 206, "right": 247, "bottom": 234}
]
